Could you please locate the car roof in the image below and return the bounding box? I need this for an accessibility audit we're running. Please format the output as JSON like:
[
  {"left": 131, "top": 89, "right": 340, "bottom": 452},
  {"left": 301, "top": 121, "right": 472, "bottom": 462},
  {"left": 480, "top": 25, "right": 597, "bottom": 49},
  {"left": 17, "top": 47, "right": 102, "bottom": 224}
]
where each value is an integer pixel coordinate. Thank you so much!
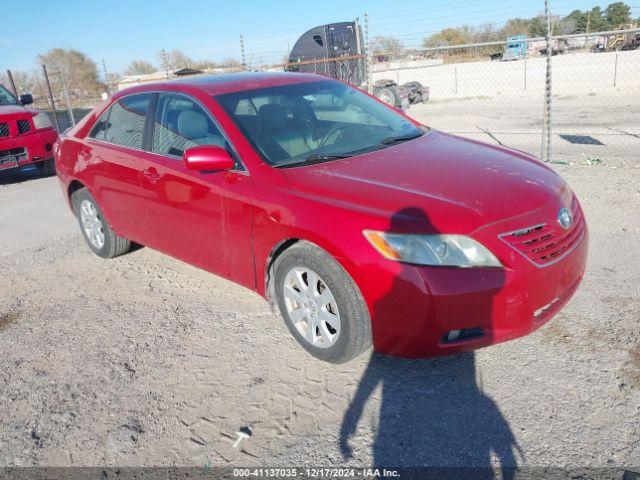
[{"left": 117, "top": 72, "right": 331, "bottom": 97}]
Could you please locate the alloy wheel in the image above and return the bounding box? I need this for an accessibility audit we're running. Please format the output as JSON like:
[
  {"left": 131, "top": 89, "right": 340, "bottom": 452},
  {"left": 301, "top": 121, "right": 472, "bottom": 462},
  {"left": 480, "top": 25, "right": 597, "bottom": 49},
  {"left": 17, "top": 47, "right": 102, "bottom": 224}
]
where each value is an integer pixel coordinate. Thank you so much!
[
  {"left": 79, "top": 199, "right": 105, "bottom": 250},
  {"left": 283, "top": 267, "right": 341, "bottom": 348}
]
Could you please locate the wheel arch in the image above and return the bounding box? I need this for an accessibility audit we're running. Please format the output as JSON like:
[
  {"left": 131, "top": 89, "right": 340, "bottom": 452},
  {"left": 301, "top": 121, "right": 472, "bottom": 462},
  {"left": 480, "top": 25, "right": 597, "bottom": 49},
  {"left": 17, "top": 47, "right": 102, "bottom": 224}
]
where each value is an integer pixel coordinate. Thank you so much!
[
  {"left": 264, "top": 238, "right": 301, "bottom": 302},
  {"left": 67, "top": 179, "right": 86, "bottom": 213},
  {"left": 262, "top": 234, "right": 359, "bottom": 301}
]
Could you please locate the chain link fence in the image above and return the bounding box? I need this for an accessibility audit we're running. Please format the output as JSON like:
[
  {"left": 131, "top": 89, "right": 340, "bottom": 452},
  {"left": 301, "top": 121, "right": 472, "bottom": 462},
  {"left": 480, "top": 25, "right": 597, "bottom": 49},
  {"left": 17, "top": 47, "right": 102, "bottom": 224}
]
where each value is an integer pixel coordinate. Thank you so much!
[
  {"left": 3, "top": 9, "right": 639, "bottom": 169},
  {"left": 366, "top": 28, "right": 640, "bottom": 167}
]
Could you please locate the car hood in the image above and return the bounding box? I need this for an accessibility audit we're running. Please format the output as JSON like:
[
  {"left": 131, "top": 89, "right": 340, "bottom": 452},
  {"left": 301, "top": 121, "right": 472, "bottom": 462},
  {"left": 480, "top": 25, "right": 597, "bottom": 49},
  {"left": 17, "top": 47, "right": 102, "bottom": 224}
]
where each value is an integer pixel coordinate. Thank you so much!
[
  {"left": 282, "top": 130, "right": 570, "bottom": 233},
  {"left": 0, "top": 104, "right": 31, "bottom": 119}
]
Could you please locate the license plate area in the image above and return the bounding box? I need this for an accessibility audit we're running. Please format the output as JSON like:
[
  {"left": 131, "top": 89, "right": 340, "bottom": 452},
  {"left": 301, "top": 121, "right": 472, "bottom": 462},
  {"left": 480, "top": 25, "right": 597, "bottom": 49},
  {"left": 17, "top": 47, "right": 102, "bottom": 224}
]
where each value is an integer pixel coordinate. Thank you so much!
[{"left": 0, "top": 147, "right": 27, "bottom": 169}]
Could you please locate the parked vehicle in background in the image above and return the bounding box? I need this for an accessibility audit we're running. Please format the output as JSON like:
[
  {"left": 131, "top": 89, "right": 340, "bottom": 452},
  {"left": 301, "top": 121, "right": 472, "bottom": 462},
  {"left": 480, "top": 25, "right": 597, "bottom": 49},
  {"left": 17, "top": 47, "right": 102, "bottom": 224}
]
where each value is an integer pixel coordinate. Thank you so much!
[
  {"left": 0, "top": 84, "right": 58, "bottom": 175},
  {"left": 286, "top": 21, "right": 429, "bottom": 109},
  {"left": 502, "top": 34, "right": 528, "bottom": 61},
  {"left": 55, "top": 72, "right": 588, "bottom": 363}
]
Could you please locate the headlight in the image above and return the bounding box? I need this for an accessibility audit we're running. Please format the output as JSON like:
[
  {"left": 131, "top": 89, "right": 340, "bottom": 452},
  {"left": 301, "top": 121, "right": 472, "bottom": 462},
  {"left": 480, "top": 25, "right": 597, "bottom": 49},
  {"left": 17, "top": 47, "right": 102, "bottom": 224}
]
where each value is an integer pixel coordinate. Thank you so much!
[
  {"left": 363, "top": 230, "right": 502, "bottom": 267},
  {"left": 33, "top": 112, "right": 53, "bottom": 130}
]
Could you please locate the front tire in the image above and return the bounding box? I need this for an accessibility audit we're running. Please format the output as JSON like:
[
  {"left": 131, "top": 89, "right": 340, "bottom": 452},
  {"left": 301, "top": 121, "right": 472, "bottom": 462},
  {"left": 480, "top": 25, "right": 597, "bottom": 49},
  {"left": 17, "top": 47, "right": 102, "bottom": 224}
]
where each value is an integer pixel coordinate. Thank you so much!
[
  {"left": 274, "top": 242, "right": 372, "bottom": 363},
  {"left": 71, "top": 188, "right": 130, "bottom": 258}
]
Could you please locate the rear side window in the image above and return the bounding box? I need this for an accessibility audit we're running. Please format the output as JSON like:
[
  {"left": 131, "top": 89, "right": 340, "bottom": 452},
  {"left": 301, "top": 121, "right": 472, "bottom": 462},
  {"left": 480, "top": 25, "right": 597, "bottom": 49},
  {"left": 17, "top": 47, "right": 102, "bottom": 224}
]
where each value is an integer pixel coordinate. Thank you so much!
[
  {"left": 90, "top": 93, "right": 152, "bottom": 149},
  {"left": 151, "top": 93, "right": 225, "bottom": 157}
]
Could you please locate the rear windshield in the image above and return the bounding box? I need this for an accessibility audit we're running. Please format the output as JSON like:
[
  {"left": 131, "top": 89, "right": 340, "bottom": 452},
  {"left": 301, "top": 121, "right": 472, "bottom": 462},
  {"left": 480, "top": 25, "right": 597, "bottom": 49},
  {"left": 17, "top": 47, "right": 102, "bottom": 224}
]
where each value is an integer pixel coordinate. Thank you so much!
[{"left": 214, "top": 80, "right": 421, "bottom": 167}]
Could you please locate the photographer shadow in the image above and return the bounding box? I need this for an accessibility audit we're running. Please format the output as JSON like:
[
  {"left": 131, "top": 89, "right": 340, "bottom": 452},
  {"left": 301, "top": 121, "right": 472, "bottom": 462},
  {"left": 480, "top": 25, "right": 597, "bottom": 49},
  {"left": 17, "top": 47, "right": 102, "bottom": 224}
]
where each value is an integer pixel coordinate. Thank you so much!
[{"left": 340, "top": 207, "right": 520, "bottom": 478}]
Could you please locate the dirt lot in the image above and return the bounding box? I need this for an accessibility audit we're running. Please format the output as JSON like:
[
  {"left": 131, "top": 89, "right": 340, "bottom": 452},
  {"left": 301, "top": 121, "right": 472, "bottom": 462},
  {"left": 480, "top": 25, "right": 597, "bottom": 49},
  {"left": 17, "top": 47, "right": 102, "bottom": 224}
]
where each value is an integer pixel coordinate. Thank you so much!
[{"left": 1, "top": 115, "right": 639, "bottom": 470}]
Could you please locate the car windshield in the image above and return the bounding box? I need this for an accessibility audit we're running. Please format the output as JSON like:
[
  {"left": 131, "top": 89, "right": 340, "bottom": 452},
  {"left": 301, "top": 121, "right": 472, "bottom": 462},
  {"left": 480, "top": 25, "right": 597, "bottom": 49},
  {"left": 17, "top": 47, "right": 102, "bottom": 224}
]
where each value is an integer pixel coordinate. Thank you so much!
[
  {"left": 214, "top": 80, "right": 424, "bottom": 167},
  {"left": 0, "top": 85, "right": 18, "bottom": 105}
]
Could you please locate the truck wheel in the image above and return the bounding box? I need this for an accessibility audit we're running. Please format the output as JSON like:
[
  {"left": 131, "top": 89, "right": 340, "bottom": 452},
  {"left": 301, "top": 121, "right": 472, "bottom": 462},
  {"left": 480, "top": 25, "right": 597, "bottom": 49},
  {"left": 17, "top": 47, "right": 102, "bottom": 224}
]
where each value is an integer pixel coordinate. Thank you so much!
[
  {"left": 37, "top": 158, "right": 56, "bottom": 176},
  {"left": 376, "top": 87, "right": 399, "bottom": 107},
  {"left": 71, "top": 188, "right": 131, "bottom": 258},
  {"left": 274, "top": 242, "right": 372, "bottom": 363}
]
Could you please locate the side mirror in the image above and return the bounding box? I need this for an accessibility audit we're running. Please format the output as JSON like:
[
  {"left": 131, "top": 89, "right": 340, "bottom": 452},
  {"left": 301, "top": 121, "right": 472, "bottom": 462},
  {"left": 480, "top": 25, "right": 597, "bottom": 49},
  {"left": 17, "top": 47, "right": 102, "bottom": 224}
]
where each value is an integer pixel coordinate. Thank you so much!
[
  {"left": 183, "top": 145, "right": 235, "bottom": 172},
  {"left": 19, "top": 94, "right": 33, "bottom": 105}
]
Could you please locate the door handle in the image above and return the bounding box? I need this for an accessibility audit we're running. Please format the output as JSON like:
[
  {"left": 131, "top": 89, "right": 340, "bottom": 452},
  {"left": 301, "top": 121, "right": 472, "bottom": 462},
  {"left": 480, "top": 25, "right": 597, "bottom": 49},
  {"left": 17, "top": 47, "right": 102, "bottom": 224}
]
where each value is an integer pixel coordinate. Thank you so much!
[{"left": 143, "top": 167, "right": 160, "bottom": 183}]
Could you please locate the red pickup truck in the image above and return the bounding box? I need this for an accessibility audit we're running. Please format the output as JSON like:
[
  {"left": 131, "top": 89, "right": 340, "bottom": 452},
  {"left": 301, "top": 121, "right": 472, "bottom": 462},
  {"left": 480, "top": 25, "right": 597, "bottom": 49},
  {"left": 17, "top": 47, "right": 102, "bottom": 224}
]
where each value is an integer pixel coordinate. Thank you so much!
[{"left": 0, "top": 84, "right": 58, "bottom": 175}]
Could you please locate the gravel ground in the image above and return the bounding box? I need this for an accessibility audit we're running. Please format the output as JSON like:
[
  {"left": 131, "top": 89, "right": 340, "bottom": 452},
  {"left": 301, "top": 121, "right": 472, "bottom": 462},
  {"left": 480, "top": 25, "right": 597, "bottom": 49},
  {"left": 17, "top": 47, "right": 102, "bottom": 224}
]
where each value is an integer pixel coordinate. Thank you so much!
[{"left": 0, "top": 126, "right": 639, "bottom": 470}]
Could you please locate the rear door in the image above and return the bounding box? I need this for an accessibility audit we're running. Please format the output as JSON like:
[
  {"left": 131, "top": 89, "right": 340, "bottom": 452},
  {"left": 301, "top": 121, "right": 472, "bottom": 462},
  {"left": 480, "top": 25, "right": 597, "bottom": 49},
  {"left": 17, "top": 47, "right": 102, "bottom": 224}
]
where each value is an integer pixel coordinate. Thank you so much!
[
  {"left": 137, "top": 92, "right": 255, "bottom": 288},
  {"left": 82, "top": 93, "right": 153, "bottom": 242}
]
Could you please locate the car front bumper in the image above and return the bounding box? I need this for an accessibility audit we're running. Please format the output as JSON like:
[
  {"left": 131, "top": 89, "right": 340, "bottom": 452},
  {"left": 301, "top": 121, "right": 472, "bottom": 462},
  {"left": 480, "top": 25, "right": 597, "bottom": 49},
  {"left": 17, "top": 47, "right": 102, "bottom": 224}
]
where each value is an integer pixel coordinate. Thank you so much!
[
  {"left": 355, "top": 199, "right": 588, "bottom": 358},
  {"left": 0, "top": 128, "right": 58, "bottom": 171}
]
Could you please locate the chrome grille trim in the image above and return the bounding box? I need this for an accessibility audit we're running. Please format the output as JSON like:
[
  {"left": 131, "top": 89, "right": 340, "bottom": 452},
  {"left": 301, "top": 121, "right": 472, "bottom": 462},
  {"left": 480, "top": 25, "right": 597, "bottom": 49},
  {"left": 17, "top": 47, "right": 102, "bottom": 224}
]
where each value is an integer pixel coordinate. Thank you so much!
[{"left": 498, "top": 200, "right": 585, "bottom": 268}]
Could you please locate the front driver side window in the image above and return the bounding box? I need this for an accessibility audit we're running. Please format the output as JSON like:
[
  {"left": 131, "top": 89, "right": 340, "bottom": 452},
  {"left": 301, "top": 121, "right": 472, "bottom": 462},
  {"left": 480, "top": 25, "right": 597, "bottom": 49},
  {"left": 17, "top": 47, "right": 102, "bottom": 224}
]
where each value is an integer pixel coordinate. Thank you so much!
[{"left": 152, "top": 93, "right": 226, "bottom": 158}]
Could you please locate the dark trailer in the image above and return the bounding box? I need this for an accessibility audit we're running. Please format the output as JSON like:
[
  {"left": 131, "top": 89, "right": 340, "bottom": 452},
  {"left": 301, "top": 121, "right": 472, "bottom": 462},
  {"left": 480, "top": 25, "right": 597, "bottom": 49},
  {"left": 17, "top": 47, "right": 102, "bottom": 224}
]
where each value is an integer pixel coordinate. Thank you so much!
[{"left": 286, "top": 21, "right": 367, "bottom": 86}]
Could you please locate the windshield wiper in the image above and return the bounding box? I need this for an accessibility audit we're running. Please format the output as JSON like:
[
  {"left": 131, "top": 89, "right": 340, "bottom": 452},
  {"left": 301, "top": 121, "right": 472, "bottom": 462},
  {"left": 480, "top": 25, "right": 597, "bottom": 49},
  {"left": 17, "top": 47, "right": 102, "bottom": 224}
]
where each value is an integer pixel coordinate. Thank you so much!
[
  {"left": 380, "top": 133, "right": 423, "bottom": 145},
  {"left": 274, "top": 153, "right": 353, "bottom": 169},
  {"left": 304, "top": 153, "right": 353, "bottom": 162}
]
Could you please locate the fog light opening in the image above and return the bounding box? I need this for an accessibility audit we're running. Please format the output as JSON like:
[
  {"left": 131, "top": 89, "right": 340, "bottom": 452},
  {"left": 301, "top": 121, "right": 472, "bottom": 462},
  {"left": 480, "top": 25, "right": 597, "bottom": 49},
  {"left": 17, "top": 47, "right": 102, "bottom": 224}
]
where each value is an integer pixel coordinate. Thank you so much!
[
  {"left": 45, "top": 143, "right": 52, "bottom": 152},
  {"left": 442, "top": 327, "right": 485, "bottom": 344}
]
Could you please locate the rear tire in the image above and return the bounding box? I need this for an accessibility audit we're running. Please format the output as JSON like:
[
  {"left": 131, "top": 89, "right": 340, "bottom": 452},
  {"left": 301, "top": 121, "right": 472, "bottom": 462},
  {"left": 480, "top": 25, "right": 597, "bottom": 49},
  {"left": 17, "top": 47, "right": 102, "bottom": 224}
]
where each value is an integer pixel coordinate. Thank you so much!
[
  {"left": 36, "top": 158, "right": 56, "bottom": 176},
  {"left": 273, "top": 242, "right": 372, "bottom": 363},
  {"left": 71, "top": 188, "right": 130, "bottom": 258}
]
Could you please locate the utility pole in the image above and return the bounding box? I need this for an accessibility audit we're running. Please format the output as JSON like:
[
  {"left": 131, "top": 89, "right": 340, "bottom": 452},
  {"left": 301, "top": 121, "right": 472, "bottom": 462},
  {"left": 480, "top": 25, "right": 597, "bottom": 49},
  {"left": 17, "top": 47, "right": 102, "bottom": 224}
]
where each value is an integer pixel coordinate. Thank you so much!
[
  {"left": 240, "top": 35, "right": 247, "bottom": 70},
  {"left": 160, "top": 49, "right": 170, "bottom": 78},
  {"left": 102, "top": 59, "right": 111, "bottom": 96},
  {"left": 586, "top": 11, "right": 591, "bottom": 34}
]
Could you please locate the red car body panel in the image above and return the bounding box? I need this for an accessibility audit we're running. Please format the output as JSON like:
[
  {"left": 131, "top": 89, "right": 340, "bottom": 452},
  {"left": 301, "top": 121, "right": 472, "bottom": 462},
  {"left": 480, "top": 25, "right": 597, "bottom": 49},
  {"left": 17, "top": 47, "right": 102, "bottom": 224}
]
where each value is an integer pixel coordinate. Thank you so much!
[
  {"left": 0, "top": 103, "right": 58, "bottom": 171},
  {"left": 55, "top": 73, "right": 588, "bottom": 358}
]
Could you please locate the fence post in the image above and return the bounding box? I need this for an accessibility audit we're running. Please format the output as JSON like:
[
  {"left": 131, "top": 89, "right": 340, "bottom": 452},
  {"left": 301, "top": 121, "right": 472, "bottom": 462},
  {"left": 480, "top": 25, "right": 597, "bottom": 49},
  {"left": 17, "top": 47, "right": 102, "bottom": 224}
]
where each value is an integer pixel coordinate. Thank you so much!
[
  {"left": 6, "top": 70, "right": 18, "bottom": 97},
  {"left": 58, "top": 70, "right": 75, "bottom": 127},
  {"left": 613, "top": 49, "right": 619, "bottom": 87},
  {"left": 454, "top": 65, "right": 458, "bottom": 94},
  {"left": 41, "top": 64, "right": 61, "bottom": 132},
  {"left": 540, "top": 0, "right": 553, "bottom": 162}
]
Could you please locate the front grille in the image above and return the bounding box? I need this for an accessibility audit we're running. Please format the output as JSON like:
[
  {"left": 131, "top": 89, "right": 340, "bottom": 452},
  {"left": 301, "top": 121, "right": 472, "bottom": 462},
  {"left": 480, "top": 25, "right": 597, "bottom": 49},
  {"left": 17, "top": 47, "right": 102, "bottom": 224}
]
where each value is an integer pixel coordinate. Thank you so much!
[
  {"left": 17, "top": 119, "right": 31, "bottom": 135},
  {"left": 0, "top": 122, "right": 9, "bottom": 138},
  {"left": 500, "top": 198, "right": 585, "bottom": 266},
  {"left": 0, "top": 147, "right": 26, "bottom": 159}
]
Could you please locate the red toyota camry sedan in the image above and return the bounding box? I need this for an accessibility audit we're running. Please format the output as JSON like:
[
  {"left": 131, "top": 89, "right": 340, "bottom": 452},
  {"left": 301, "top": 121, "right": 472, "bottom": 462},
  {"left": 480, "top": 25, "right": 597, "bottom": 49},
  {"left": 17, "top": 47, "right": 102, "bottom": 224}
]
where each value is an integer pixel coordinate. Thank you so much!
[{"left": 55, "top": 72, "right": 587, "bottom": 363}]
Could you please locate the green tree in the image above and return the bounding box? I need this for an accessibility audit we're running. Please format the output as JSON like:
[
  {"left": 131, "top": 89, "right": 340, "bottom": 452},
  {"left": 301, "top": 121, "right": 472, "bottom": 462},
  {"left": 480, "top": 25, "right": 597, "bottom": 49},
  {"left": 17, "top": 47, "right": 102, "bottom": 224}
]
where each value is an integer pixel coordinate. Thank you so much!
[
  {"left": 528, "top": 16, "right": 548, "bottom": 36},
  {"left": 605, "top": 1, "right": 632, "bottom": 27},
  {"left": 37, "top": 48, "right": 100, "bottom": 96},
  {"left": 423, "top": 26, "right": 475, "bottom": 48},
  {"left": 501, "top": 18, "right": 532, "bottom": 37},
  {"left": 124, "top": 60, "right": 156, "bottom": 75}
]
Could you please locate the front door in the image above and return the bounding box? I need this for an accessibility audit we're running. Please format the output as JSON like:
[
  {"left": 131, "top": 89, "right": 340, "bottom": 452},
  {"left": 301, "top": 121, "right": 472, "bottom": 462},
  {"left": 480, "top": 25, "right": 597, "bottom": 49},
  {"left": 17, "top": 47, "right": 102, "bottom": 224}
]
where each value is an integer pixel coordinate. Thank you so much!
[{"left": 138, "top": 92, "right": 254, "bottom": 288}]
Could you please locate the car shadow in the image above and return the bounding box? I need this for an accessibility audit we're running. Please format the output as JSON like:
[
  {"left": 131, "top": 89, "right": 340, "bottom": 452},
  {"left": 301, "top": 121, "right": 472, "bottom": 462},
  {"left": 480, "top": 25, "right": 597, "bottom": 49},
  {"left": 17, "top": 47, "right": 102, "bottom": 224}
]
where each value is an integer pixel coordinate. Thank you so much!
[
  {"left": 0, "top": 164, "right": 53, "bottom": 186},
  {"left": 340, "top": 207, "right": 520, "bottom": 477}
]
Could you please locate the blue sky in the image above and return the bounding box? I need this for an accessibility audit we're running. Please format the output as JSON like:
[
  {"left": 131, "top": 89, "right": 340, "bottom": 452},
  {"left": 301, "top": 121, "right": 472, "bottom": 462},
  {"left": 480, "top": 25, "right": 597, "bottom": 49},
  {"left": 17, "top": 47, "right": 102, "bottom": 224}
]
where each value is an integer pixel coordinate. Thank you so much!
[{"left": 2, "top": 0, "right": 636, "bottom": 75}]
